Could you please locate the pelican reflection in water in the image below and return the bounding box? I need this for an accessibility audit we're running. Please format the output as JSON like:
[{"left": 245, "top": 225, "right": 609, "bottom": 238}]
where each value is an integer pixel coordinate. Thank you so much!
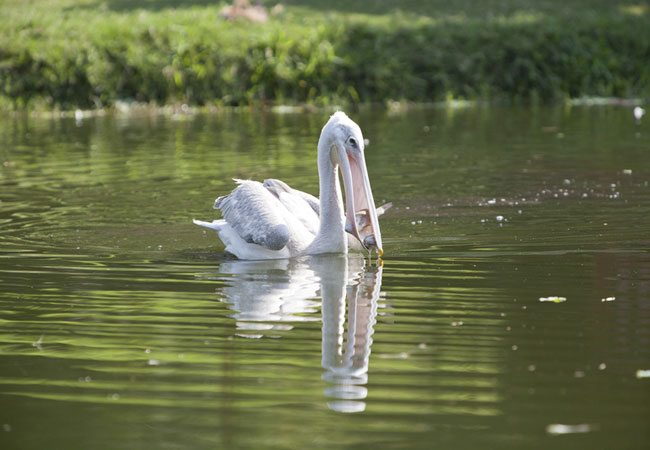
[{"left": 213, "top": 254, "right": 383, "bottom": 413}]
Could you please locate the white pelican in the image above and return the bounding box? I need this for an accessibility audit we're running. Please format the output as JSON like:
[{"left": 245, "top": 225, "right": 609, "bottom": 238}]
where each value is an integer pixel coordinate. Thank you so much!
[{"left": 193, "top": 112, "right": 385, "bottom": 260}]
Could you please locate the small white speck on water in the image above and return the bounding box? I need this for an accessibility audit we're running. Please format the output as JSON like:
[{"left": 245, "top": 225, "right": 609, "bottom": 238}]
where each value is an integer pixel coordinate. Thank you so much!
[
  {"left": 623, "top": 169, "right": 632, "bottom": 175},
  {"left": 496, "top": 215, "right": 504, "bottom": 222},
  {"left": 109, "top": 393, "right": 120, "bottom": 400},
  {"left": 487, "top": 198, "right": 496, "bottom": 205},
  {"left": 546, "top": 423, "right": 594, "bottom": 435},
  {"left": 563, "top": 179, "right": 571, "bottom": 185},
  {"left": 528, "top": 365, "right": 536, "bottom": 372},
  {"left": 2, "top": 424, "right": 11, "bottom": 432},
  {"left": 574, "top": 370, "right": 586, "bottom": 378},
  {"left": 601, "top": 296, "right": 616, "bottom": 302},
  {"left": 598, "top": 363, "right": 607, "bottom": 370},
  {"left": 148, "top": 359, "right": 160, "bottom": 366},
  {"left": 636, "top": 369, "right": 650, "bottom": 378},
  {"left": 411, "top": 221, "right": 416, "bottom": 225},
  {"left": 144, "top": 349, "right": 151, "bottom": 354},
  {"left": 451, "top": 321, "right": 463, "bottom": 327},
  {"left": 633, "top": 106, "right": 645, "bottom": 121},
  {"left": 539, "top": 296, "right": 566, "bottom": 303},
  {"left": 512, "top": 345, "right": 518, "bottom": 351}
]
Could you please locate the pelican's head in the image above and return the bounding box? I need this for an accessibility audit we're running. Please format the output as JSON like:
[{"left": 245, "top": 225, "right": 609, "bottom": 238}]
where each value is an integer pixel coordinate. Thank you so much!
[{"left": 320, "top": 112, "right": 383, "bottom": 256}]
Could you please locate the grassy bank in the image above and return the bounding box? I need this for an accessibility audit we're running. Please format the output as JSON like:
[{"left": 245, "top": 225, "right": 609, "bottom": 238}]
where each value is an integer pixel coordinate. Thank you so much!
[{"left": 1, "top": 0, "right": 649, "bottom": 110}]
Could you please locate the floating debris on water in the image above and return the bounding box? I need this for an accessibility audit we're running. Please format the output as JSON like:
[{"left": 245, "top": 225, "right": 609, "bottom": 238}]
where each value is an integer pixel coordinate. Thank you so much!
[
  {"left": 32, "top": 335, "right": 44, "bottom": 350},
  {"left": 539, "top": 296, "right": 567, "bottom": 303},
  {"left": 147, "top": 359, "right": 160, "bottom": 366},
  {"left": 636, "top": 369, "right": 650, "bottom": 379},
  {"left": 546, "top": 423, "right": 595, "bottom": 435},
  {"left": 622, "top": 169, "right": 632, "bottom": 175},
  {"left": 495, "top": 215, "right": 504, "bottom": 222},
  {"left": 601, "top": 296, "right": 616, "bottom": 302},
  {"left": 633, "top": 106, "right": 645, "bottom": 121}
]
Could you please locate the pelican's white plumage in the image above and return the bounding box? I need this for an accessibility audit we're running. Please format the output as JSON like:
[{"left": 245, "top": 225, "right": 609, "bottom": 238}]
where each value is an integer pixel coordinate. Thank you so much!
[{"left": 193, "top": 112, "right": 385, "bottom": 260}]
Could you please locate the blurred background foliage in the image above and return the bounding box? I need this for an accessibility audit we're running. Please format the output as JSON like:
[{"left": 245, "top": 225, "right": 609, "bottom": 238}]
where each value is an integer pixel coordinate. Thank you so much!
[{"left": 0, "top": 0, "right": 649, "bottom": 109}]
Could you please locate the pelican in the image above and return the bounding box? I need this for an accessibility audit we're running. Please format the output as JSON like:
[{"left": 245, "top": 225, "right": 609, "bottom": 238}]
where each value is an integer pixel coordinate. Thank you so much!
[{"left": 193, "top": 112, "right": 385, "bottom": 260}]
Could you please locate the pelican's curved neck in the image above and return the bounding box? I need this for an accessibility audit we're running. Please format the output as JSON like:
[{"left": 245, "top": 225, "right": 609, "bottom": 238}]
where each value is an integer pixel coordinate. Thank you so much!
[{"left": 308, "top": 136, "right": 347, "bottom": 254}]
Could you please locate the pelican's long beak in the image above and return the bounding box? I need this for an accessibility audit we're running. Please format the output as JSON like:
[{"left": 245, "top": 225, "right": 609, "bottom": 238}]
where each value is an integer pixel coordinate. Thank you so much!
[{"left": 338, "top": 146, "right": 383, "bottom": 256}]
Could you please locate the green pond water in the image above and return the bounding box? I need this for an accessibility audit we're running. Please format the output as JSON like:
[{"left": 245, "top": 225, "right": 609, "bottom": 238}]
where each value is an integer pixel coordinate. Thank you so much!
[{"left": 0, "top": 106, "right": 649, "bottom": 449}]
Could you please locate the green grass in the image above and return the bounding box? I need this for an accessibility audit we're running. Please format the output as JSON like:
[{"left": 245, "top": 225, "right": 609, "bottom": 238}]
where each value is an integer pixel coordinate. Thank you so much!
[{"left": 1, "top": 0, "right": 649, "bottom": 110}]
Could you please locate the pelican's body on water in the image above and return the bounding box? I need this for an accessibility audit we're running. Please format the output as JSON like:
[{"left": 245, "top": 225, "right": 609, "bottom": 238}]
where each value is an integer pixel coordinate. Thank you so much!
[{"left": 193, "top": 112, "right": 385, "bottom": 260}]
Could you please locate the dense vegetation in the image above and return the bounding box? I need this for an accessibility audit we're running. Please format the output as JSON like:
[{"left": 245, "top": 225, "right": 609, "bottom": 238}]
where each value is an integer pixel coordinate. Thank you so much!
[{"left": 1, "top": 0, "right": 649, "bottom": 110}]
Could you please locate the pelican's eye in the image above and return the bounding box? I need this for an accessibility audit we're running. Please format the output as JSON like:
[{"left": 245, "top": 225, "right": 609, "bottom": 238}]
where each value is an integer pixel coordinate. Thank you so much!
[{"left": 348, "top": 137, "right": 357, "bottom": 147}]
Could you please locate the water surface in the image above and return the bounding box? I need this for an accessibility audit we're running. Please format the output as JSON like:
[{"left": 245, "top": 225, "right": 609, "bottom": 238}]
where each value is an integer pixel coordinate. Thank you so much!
[{"left": 1, "top": 106, "right": 649, "bottom": 449}]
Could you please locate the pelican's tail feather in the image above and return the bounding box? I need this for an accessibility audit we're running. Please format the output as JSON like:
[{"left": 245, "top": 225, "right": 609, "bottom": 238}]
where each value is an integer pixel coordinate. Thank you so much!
[{"left": 192, "top": 219, "right": 225, "bottom": 231}]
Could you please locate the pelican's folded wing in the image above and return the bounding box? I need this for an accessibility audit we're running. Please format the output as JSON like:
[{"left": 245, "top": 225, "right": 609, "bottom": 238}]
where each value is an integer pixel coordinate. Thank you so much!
[
  {"left": 215, "top": 180, "right": 291, "bottom": 251},
  {"left": 263, "top": 178, "right": 320, "bottom": 235},
  {"left": 263, "top": 179, "right": 320, "bottom": 215}
]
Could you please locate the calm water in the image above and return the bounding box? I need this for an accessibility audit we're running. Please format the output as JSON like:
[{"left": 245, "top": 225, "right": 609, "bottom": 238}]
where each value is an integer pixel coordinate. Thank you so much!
[{"left": 1, "top": 106, "right": 649, "bottom": 449}]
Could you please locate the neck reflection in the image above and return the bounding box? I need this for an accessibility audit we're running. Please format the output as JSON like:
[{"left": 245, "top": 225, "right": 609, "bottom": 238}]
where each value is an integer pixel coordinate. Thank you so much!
[{"left": 216, "top": 254, "right": 383, "bottom": 413}]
